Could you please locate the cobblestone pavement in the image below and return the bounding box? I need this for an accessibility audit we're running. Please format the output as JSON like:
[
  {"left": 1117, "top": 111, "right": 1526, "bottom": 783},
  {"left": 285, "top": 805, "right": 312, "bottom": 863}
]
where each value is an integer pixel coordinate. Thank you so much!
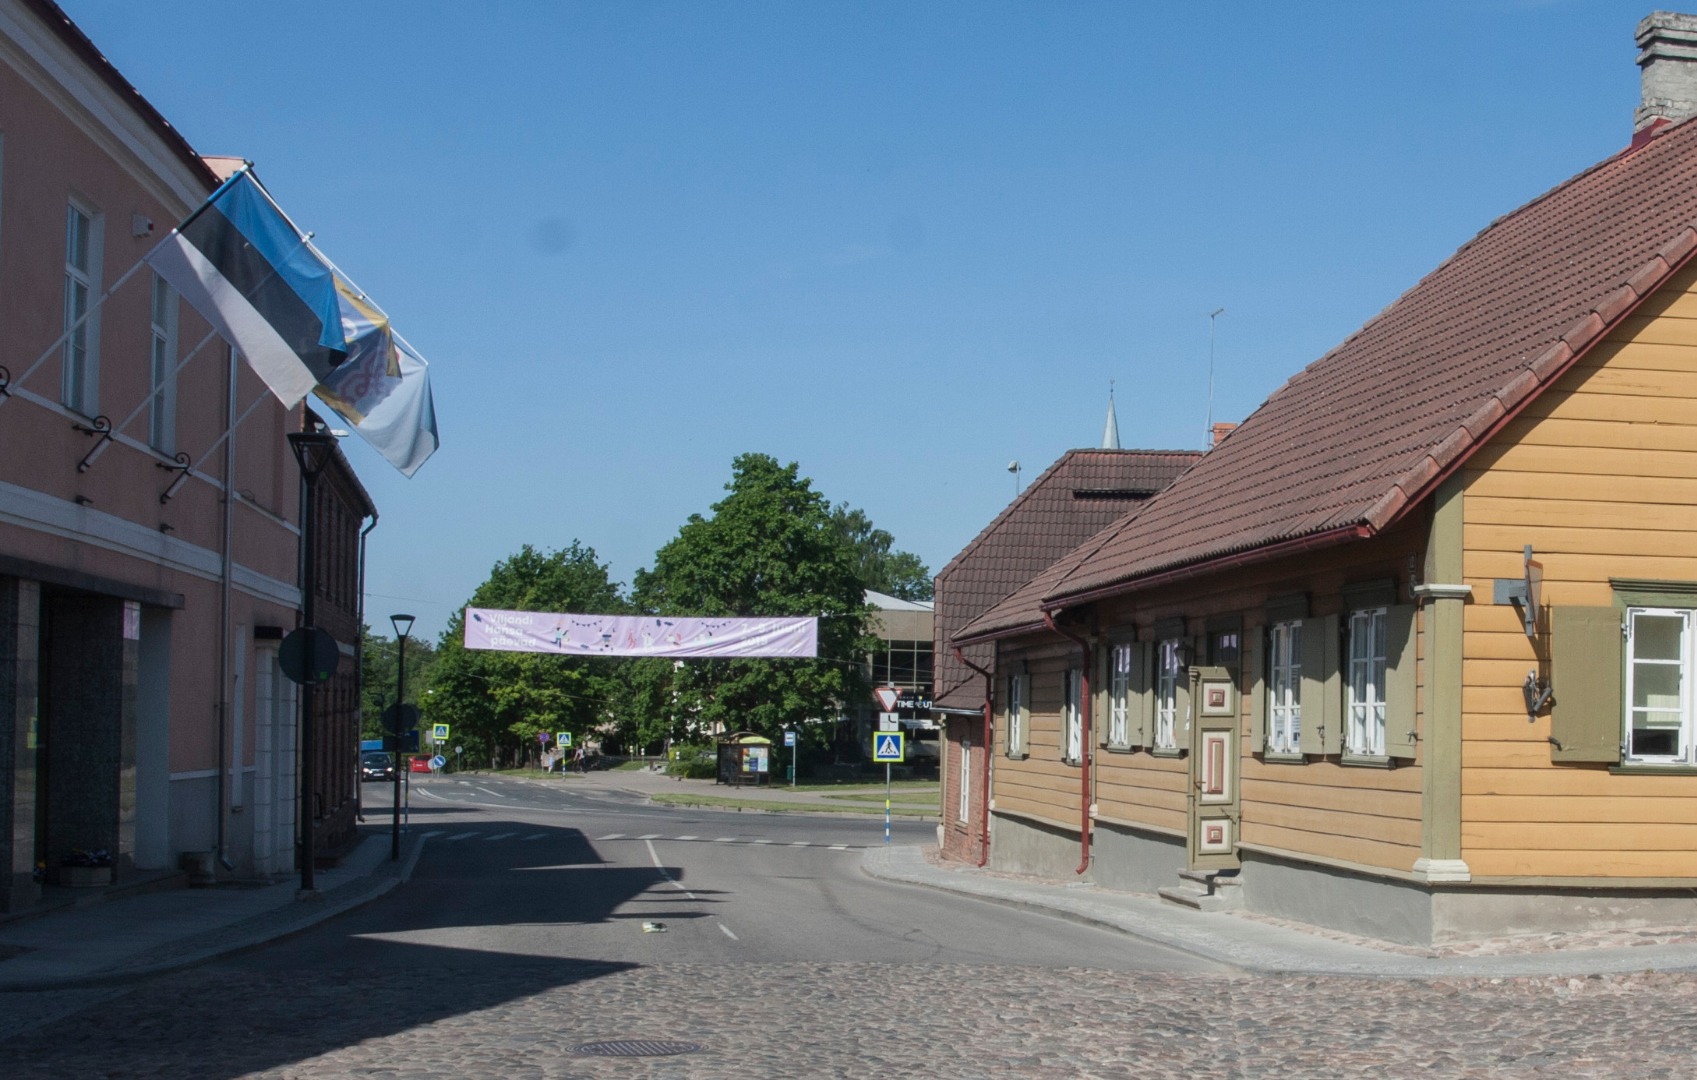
[{"left": 3, "top": 958, "right": 1694, "bottom": 1078}]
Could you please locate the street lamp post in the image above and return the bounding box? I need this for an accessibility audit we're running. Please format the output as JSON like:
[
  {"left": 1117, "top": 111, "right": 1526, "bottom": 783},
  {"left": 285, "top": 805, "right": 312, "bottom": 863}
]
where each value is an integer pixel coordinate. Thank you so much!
[
  {"left": 389, "top": 613, "right": 414, "bottom": 861},
  {"left": 287, "top": 428, "right": 336, "bottom": 894}
]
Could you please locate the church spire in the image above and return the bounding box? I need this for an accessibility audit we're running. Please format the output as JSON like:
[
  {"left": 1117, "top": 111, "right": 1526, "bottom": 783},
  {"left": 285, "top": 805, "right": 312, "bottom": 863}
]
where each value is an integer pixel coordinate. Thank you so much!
[{"left": 1101, "top": 382, "right": 1121, "bottom": 450}]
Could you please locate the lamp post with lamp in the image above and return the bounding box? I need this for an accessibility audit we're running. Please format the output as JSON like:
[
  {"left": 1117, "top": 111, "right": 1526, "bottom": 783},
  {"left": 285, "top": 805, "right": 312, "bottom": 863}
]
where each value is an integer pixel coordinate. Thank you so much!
[
  {"left": 286, "top": 427, "right": 337, "bottom": 894},
  {"left": 389, "top": 613, "right": 414, "bottom": 861}
]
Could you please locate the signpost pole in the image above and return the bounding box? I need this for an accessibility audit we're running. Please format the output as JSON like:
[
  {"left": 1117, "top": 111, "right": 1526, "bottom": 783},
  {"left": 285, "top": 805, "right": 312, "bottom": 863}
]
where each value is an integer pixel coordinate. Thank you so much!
[
  {"left": 885, "top": 761, "right": 892, "bottom": 845},
  {"left": 791, "top": 735, "right": 797, "bottom": 789}
]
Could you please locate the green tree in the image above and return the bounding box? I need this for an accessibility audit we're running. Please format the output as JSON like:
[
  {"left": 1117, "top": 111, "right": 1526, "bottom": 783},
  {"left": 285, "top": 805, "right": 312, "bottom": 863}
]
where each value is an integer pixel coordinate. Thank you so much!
[
  {"left": 423, "top": 542, "right": 626, "bottom": 768},
  {"left": 361, "top": 624, "right": 437, "bottom": 739},
  {"left": 631, "top": 453, "right": 874, "bottom": 743},
  {"left": 829, "top": 503, "right": 933, "bottom": 600}
]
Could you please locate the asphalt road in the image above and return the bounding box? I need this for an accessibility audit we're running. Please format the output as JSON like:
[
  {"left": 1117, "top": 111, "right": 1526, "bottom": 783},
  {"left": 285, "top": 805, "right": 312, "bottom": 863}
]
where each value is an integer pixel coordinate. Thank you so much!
[
  {"left": 5, "top": 774, "right": 1697, "bottom": 1077},
  {"left": 316, "top": 772, "right": 1221, "bottom": 972}
]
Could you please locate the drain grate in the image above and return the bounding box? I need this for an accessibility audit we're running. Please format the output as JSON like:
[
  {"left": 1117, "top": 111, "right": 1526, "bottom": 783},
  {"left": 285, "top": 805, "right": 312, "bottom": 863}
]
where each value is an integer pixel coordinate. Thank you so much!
[{"left": 571, "top": 1040, "right": 703, "bottom": 1058}]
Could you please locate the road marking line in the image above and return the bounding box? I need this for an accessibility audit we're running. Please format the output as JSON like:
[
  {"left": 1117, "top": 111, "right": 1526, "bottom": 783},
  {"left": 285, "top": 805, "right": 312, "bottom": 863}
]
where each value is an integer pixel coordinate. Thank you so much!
[
  {"left": 718, "top": 923, "right": 738, "bottom": 941},
  {"left": 829, "top": 844, "right": 849, "bottom": 850},
  {"left": 446, "top": 832, "right": 479, "bottom": 841},
  {"left": 676, "top": 835, "right": 698, "bottom": 841},
  {"left": 752, "top": 839, "right": 773, "bottom": 845},
  {"left": 713, "top": 838, "right": 735, "bottom": 843},
  {"left": 487, "top": 832, "right": 516, "bottom": 841},
  {"left": 645, "top": 839, "right": 697, "bottom": 901},
  {"left": 457, "top": 781, "right": 471, "bottom": 786},
  {"left": 475, "top": 787, "right": 504, "bottom": 798},
  {"left": 422, "top": 830, "right": 445, "bottom": 838},
  {"left": 637, "top": 833, "right": 660, "bottom": 840},
  {"left": 522, "top": 833, "right": 547, "bottom": 841},
  {"left": 598, "top": 834, "right": 625, "bottom": 840},
  {"left": 789, "top": 841, "right": 809, "bottom": 847}
]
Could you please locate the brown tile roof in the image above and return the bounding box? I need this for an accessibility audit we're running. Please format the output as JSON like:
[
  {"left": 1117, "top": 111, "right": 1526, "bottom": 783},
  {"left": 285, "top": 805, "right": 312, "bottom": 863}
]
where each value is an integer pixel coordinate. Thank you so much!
[
  {"left": 932, "top": 449, "right": 1198, "bottom": 710},
  {"left": 960, "top": 116, "right": 1697, "bottom": 642}
]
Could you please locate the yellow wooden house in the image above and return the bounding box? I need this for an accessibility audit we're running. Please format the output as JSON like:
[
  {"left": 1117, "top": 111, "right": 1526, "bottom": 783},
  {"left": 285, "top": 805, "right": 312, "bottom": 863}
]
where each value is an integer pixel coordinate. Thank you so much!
[{"left": 950, "top": 14, "right": 1697, "bottom": 944}]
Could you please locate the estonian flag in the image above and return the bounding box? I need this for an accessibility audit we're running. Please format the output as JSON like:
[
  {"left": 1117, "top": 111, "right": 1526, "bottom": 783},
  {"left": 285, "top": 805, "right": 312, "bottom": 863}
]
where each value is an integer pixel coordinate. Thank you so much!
[{"left": 146, "top": 168, "right": 439, "bottom": 476}]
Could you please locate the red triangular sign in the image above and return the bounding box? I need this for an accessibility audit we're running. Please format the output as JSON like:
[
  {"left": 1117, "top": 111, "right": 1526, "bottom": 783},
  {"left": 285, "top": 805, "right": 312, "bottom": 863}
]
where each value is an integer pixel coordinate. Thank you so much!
[{"left": 874, "top": 686, "right": 900, "bottom": 711}]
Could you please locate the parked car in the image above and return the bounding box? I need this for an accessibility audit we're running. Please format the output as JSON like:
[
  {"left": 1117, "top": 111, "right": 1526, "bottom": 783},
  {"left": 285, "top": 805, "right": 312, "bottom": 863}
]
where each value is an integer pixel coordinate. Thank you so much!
[
  {"left": 409, "top": 756, "right": 433, "bottom": 773},
  {"left": 360, "top": 751, "right": 394, "bottom": 782}
]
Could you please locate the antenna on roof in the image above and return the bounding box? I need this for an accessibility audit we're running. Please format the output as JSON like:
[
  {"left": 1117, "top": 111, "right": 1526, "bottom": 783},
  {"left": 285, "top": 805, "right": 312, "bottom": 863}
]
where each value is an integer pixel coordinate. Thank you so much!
[
  {"left": 1008, "top": 460, "right": 1022, "bottom": 498},
  {"left": 1205, "top": 308, "right": 1225, "bottom": 449}
]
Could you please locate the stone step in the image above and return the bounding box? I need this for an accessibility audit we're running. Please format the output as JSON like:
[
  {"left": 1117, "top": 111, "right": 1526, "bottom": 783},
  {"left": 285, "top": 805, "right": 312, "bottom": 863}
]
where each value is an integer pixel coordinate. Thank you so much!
[
  {"left": 1157, "top": 883, "right": 1241, "bottom": 912},
  {"left": 1177, "top": 868, "right": 1241, "bottom": 891}
]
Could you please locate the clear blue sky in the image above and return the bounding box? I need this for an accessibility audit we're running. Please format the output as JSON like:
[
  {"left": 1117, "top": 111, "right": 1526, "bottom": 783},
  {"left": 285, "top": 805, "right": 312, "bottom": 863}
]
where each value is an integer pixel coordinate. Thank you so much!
[{"left": 68, "top": 0, "right": 1656, "bottom": 641}]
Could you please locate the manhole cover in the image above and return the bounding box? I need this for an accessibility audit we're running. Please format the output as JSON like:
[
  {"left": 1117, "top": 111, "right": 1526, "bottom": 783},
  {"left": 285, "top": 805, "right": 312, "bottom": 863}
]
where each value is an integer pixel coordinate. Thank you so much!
[{"left": 571, "top": 1040, "right": 703, "bottom": 1058}]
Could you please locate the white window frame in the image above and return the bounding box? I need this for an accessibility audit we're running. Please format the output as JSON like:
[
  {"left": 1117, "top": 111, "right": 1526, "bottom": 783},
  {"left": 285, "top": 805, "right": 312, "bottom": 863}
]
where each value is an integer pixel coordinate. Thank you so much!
[
  {"left": 62, "top": 200, "right": 101, "bottom": 413},
  {"left": 1062, "top": 667, "right": 1084, "bottom": 764},
  {"left": 957, "top": 735, "right": 971, "bottom": 822},
  {"left": 1006, "top": 671, "right": 1025, "bottom": 758},
  {"left": 1624, "top": 606, "right": 1696, "bottom": 766},
  {"left": 1346, "top": 607, "right": 1388, "bottom": 757},
  {"left": 1107, "top": 642, "right": 1132, "bottom": 748},
  {"left": 1154, "top": 638, "right": 1182, "bottom": 750},
  {"left": 1267, "top": 619, "right": 1302, "bottom": 755},
  {"left": 149, "top": 273, "right": 178, "bottom": 453}
]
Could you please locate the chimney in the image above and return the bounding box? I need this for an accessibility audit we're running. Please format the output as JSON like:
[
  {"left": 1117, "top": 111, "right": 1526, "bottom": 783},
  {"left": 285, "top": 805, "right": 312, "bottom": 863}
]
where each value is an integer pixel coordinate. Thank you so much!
[
  {"left": 1210, "top": 422, "right": 1237, "bottom": 448},
  {"left": 1637, "top": 12, "right": 1697, "bottom": 132}
]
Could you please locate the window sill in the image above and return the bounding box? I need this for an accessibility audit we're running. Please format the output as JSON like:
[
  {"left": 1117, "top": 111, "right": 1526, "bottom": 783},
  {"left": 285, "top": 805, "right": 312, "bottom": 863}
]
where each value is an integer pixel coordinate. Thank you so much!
[
  {"left": 1100, "top": 743, "right": 1136, "bottom": 754},
  {"left": 1340, "top": 754, "right": 1395, "bottom": 769},
  {"left": 1005, "top": 752, "right": 1029, "bottom": 761},
  {"left": 1149, "top": 747, "right": 1184, "bottom": 759},
  {"left": 1260, "top": 752, "right": 1307, "bottom": 765},
  {"left": 1610, "top": 764, "right": 1697, "bottom": 776}
]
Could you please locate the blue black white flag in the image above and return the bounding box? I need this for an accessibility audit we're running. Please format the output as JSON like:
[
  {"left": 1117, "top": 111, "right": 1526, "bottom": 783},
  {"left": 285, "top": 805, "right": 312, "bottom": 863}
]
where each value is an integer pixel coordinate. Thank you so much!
[{"left": 145, "top": 168, "right": 439, "bottom": 476}]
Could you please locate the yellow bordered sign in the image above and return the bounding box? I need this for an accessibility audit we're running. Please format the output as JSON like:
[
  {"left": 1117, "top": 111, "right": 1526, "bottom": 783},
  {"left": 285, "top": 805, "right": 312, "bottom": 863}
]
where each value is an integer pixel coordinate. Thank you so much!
[{"left": 872, "top": 731, "right": 905, "bottom": 763}]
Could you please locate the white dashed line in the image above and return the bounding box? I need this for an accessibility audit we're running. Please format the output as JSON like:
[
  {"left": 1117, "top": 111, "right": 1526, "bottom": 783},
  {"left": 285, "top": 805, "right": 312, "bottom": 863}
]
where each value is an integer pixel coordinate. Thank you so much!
[
  {"left": 677, "top": 835, "right": 698, "bottom": 841},
  {"left": 475, "top": 787, "right": 504, "bottom": 799},
  {"left": 789, "top": 841, "right": 809, "bottom": 847},
  {"left": 645, "top": 839, "right": 698, "bottom": 901},
  {"left": 487, "top": 832, "right": 516, "bottom": 841},
  {"left": 637, "top": 833, "right": 661, "bottom": 840},
  {"left": 598, "top": 834, "right": 624, "bottom": 841},
  {"left": 522, "top": 833, "right": 547, "bottom": 841},
  {"left": 752, "top": 839, "right": 773, "bottom": 845},
  {"left": 446, "top": 832, "right": 478, "bottom": 841},
  {"left": 713, "top": 838, "right": 735, "bottom": 843},
  {"left": 829, "top": 845, "right": 848, "bottom": 850},
  {"left": 422, "top": 830, "right": 445, "bottom": 838},
  {"left": 718, "top": 923, "right": 739, "bottom": 941}
]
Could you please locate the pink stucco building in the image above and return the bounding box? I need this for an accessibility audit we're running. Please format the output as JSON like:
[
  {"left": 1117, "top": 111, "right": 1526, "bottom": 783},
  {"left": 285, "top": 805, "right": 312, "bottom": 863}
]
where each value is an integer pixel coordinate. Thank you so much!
[{"left": 0, "top": 0, "right": 369, "bottom": 907}]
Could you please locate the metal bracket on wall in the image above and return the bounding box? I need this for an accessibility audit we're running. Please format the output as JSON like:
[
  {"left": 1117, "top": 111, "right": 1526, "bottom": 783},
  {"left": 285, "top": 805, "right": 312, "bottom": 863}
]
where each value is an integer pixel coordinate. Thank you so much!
[
  {"left": 73, "top": 415, "right": 113, "bottom": 473},
  {"left": 156, "top": 452, "right": 192, "bottom": 504},
  {"left": 1492, "top": 544, "right": 1543, "bottom": 639},
  {"left": 1522, "top": 669, "right": 1553, "bottom": 722}
]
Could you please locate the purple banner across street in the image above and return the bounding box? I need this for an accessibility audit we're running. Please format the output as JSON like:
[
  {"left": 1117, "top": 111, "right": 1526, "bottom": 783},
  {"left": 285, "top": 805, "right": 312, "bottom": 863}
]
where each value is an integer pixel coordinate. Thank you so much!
[{"left": 462, "top": 608, "right": 819, "bottom": 659}]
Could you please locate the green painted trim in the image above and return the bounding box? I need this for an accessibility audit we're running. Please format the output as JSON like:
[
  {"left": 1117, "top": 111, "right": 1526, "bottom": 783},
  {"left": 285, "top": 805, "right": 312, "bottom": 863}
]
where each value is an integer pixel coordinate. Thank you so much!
[
  {"left": 1342, "top": 577, "right": 1397, "bottom": 609},
  {"left": 1340, "top": 754, "right": 1396, "bottom": 769},
  {"left": 1608, "top": 765, "right": 1697, "bottom": 776},
  {"left": 1265, "top": 592, "right": 1310, "bottom": 622},
  {"left": 1421, "top": 474, "right": 1466, "bottom": 865},
  {"left": 1610, "top": 578, "right": 1697, "bottom": 608},
  {"left": 1259, "top": 752, "right": 1308, "bottom": 765}
]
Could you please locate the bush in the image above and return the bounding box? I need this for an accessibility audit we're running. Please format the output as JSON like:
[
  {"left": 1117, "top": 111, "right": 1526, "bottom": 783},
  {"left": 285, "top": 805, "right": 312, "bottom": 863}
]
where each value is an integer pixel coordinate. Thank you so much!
[{"left": 665, "top": 744, "right": 717, "bottom": 780}]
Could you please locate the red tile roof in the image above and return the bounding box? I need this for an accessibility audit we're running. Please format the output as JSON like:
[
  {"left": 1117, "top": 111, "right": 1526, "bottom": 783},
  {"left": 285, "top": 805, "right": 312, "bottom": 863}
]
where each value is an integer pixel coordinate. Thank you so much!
[
  {"left": 959, "top": 116, "right": 1697, "bottom": 642},
  {"left": 932, "top": 450, "right": 1198, "bottom": 709}
]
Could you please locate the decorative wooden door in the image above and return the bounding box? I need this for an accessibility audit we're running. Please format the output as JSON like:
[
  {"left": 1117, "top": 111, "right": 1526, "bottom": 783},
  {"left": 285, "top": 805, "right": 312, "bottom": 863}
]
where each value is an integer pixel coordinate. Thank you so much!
[{"left": 1187, "top": 665, "right": 1242, "bottom": 871}]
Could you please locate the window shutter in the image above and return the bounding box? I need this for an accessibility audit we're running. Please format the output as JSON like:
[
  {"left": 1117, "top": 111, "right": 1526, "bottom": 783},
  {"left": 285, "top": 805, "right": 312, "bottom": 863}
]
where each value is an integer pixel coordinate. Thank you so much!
[
  {"left": 1095, "top": 645, "right": 1110, "bottom": 747},
  {"left": 1248, "top": 627, "right": 1266, "bottom": 751},
  {"left": 1550, "top": 606, "right": 1623, "bottom": 764},
  {"left": 1130, "top": 640, "right": 1152, "bottom": 748},
  {"left": 1299, "top": 614, "right": 1340, "bottom": 755},
  {"left": 1176, "top": 637, "right": 1198, "bottom": 747},
  {"left": 1384, "top": 604, "right": 1418, "bottom": 759}
]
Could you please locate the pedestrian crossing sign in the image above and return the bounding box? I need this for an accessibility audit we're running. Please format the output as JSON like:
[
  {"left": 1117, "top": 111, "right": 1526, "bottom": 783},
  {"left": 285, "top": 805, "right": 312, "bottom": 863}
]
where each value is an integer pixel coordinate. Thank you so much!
[
  {"left": 557, "top": 731, "right": 571, "bottom": 748},
  {"left": 432, "top": 723, "right": 451, "bottom": 742},
  {"left": 873, "top": 732, "right": 905, "bottom": 763}
]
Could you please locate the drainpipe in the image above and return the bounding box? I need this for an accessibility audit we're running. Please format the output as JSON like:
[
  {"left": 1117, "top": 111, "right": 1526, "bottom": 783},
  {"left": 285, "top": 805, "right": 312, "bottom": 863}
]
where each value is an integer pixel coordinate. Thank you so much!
[
  {"left": 354, "top": 509, "right": 378, "bottom": 823},
  {"left": 216, "top": 344, "right": 238, "bottom": 871},
  {"left": 1043, "top": 611, "right": 1093, "bottom": 875},
  {"left": 953, "top": 648, "right": 995, "bottom": 868}
]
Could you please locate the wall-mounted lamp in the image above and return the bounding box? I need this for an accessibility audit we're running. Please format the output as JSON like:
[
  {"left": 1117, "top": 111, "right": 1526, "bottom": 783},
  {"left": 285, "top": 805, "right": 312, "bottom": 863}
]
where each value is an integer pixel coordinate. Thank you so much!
[{"left": 1522, "top": 669, "right": 1553, "bottom": 721}]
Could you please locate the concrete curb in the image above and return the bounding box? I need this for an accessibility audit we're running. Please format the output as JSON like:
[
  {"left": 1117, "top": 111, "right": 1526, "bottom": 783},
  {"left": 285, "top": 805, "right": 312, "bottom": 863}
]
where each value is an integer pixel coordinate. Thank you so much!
[
  {"left": 0, "top": 834, "right": 426, "bottom": 993},
  {"left": 861, "top": 844, "right": 1697, "bottom": 979}
]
